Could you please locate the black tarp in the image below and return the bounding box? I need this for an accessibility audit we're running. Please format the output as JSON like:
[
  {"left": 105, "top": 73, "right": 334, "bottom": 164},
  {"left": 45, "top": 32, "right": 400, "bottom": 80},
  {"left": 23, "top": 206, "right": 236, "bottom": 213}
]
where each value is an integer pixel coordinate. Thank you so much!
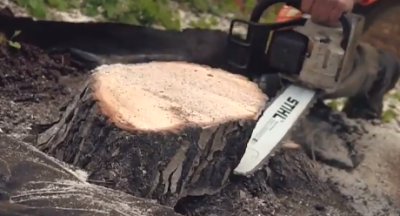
[{"left": 0, "top": 12, "right": 232, "bottom": 70}]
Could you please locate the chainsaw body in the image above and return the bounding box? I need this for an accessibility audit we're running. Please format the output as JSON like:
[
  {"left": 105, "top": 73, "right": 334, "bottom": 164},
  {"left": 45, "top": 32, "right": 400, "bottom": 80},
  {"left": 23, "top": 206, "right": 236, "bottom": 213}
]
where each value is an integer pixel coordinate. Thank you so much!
[
  {"left": 227, "top": 0, "right": 366, "bottom": 176},
  {"left": 227, "top": 0, "right": 364, "bottom": 96},
  {"left": 285, "top": 15, "right": 364, "bottom": 94}
]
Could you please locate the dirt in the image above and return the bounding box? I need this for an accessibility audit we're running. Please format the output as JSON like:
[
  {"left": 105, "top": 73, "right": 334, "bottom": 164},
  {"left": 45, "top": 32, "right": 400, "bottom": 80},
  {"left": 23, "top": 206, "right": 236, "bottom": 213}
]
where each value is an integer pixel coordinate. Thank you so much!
[
  {"left": 174, "top": 106, "right": 400, "bottom": 216},
  {"left": 0, "top": 39, "right": 88, "bottom": 135},
  {"left": 0, "top": 17, "right": 399, "bottom": 216},
  {"left": 293, "top": 109, "right": 400, "bottom": 216}
]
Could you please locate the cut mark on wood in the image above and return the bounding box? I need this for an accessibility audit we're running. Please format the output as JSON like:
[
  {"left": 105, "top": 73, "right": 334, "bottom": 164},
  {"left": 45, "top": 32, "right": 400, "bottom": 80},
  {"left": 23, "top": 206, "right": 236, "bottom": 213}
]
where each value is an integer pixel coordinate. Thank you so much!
[{"left": 92, "top": 62, "right": 267, "bottom": 132}]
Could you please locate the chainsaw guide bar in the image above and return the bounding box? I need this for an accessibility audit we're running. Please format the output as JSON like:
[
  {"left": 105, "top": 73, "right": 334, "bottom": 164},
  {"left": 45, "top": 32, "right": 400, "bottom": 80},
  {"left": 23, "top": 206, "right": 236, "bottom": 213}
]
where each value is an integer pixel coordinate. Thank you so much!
[{"left": 234, "top": 85, "right": 318, "bottom": 176}]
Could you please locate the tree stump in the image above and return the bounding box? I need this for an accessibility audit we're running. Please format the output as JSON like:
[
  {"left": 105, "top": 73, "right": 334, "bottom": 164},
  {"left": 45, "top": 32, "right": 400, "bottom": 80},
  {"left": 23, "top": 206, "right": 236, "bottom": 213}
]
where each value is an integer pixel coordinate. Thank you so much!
[{"left": 36, "top": 62, "right": 267, "bottom": 205}]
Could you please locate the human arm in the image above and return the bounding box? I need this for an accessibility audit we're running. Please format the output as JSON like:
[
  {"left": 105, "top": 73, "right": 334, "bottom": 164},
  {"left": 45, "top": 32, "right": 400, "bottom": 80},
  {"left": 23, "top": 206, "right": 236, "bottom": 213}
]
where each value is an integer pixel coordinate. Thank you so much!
[{"left": 300, "top": 0, "right": 359, "bottom": 25}]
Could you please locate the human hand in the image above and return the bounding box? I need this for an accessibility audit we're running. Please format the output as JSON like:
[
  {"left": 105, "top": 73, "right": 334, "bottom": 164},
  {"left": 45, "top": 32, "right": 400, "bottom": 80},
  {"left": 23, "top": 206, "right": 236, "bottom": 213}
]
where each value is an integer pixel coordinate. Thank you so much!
[{"left": 300, "top": 0, "right": 356, "bottom": 26}]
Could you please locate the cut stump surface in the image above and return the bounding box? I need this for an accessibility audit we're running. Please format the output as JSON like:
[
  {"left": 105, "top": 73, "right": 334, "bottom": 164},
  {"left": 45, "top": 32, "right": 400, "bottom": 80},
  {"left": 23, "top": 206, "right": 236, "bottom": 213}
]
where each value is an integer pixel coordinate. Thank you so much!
[{"left": 36, "top": 62, "right": 267, "bottom": 205}]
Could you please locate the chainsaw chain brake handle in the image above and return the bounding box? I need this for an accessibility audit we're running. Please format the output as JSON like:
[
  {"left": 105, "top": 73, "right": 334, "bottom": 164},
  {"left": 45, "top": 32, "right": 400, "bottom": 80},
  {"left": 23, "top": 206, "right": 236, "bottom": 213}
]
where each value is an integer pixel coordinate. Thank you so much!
[{"left": 226, "top": 0, "right": 353, "bottom": 88}]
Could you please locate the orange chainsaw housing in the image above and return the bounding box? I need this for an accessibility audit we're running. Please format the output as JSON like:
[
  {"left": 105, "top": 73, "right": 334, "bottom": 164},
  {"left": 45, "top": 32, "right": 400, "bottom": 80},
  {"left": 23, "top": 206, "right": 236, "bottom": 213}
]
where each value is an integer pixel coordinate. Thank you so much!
[{"left": 275, "top": 0, "right": 380, "bottom": 22}]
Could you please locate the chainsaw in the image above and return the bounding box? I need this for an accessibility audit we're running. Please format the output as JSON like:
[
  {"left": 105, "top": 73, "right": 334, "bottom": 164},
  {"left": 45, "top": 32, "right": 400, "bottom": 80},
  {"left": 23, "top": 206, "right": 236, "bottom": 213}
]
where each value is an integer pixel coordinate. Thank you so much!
[{"left": 226, "top": 0, "right": 365, "bottom": 176}]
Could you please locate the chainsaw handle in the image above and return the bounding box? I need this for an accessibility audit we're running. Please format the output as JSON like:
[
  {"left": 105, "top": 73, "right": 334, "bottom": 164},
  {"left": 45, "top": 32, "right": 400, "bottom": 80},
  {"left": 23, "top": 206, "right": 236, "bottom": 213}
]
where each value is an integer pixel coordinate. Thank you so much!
[{"left": 250, "top": 0, "right": 351, "bottom": 48}]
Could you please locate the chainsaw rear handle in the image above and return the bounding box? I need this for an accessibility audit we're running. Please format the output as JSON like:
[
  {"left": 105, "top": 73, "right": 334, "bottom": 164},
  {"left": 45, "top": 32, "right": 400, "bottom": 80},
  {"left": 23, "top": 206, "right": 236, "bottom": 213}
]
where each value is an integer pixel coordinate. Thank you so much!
[{"left": 250, "top": 0, "right": 352, "bottom": 45}]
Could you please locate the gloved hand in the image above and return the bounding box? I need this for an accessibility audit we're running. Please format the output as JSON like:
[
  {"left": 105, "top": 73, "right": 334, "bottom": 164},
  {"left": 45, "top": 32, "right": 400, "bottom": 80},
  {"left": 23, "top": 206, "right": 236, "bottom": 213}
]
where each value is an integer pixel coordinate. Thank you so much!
[{"left": 300, "top": 0, "right": 358, "bottom": 25}]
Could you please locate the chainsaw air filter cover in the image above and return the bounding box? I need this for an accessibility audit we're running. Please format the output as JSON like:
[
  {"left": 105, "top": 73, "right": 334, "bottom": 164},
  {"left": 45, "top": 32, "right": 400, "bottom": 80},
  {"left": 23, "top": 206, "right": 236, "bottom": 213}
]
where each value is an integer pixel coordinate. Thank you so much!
[{"left": 265, "top": 30, "right": 308, "bottom": 75}]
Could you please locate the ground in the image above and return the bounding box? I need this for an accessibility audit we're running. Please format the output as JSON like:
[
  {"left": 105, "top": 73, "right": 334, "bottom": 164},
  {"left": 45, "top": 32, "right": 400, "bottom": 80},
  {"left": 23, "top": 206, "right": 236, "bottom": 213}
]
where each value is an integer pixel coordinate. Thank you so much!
[
  {"left": 0, "top": 2, "right": 400, "bottom": 216},
  {"left": 0, "top": 41, "right": 377, "bottom": 216},
  {"left": 0, "top": 40, "right": 88, "bottom": 136}
]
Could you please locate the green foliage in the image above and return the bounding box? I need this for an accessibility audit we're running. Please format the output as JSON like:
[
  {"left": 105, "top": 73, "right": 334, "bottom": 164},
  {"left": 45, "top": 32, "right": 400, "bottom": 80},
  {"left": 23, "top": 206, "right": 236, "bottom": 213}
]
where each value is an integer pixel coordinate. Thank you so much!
[
  {"left": 14, "top": 0, "right": 181, "bottom": 29},
  {"left": 381, "top": 108, "right": 398, "bottom": 123},
  {"left": 176, "top": 0, "right": 212, "bottom": 13},
  {"left": 8, "top": 30, "right": 22, "bottom": 49},
  {"left": 15, "top": 0, "right": 79, "bottom": 18},
  {"left": 389, "top": 91, "right": 400, "bottom": 101},
  {"left": 15, "top": 0, "right": 46, "bottom": 18},
  {"left": 80, "top": 0, "right": 181, "bottom": 29},
  {"left": 175, "top": 0, "right": 242, "bottom": 15},
  {"left": 380, "top": 91, "right": 400, "bottom": 123},
  {"left": 13, "top": 0, "right": 280, "bottom": 29},
  {"left": 0, "top": 30, "right": 22, "bottom": 49},
  {"left": 188, "top": 16, "right": 218, "bottom": 29},
  {"left": 325, "top": 99, "right": 341, "bottom": 112}
]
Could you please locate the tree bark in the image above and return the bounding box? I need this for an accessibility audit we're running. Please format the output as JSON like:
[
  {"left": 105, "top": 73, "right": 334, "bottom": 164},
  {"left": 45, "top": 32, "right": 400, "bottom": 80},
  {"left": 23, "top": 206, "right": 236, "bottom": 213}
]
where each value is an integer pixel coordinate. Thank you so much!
[
  {"left": 35, "top": 62, "right": 267, "bottom": 206},
  {"left": 0, "top": 134, "right": 180, "bottom": 216}
]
